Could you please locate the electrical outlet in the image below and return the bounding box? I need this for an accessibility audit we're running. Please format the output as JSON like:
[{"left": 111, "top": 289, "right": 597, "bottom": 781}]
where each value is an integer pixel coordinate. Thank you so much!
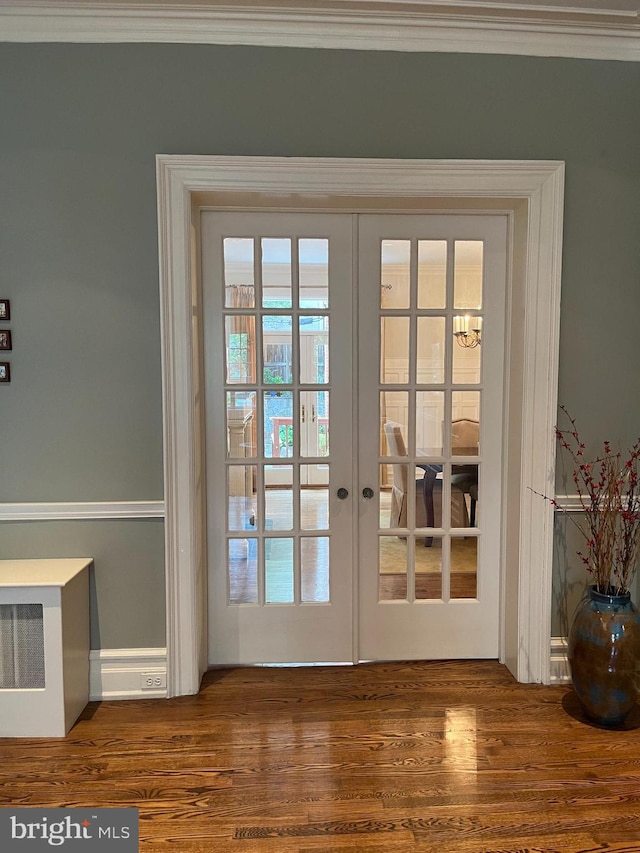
[{"left": 141, "top": 672, "right": 167, "bottom": 690}]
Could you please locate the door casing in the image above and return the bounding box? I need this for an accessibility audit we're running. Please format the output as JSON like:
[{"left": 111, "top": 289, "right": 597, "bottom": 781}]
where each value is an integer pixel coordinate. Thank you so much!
[{"left": 156, "top": 155, "right": 565, "bottom": 697}]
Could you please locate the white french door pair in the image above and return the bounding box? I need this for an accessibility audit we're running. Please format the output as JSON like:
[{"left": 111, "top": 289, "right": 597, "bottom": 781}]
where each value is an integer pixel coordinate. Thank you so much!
[{"left": 202, "top": 210, "right": 507, "bottom": 666}]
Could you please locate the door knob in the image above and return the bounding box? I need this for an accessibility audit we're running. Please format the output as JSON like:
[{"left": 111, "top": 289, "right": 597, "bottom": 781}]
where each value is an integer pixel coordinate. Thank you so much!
[
  {"left": 362, "top": 487, "right": 375, "bottom": 499},
  {"left": 337, "top": 487, "right": 349, "bottom": 500}
]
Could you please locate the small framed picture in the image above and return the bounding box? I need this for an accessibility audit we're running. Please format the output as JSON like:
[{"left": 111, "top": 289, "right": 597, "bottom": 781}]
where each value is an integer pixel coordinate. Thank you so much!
[
  {"left": 0, "top": 330, "right": 11, "bottom": 351},
  {"left": 0, "top": 300, "right": 9, "bottom": 321},
  {"left": 0, "top": 362, "right": 10, "bottom": 383}
]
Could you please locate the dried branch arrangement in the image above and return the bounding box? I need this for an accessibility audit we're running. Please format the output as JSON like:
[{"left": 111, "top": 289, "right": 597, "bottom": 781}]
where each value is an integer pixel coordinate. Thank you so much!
[{"left": 551, "top": 406, "right": 640, "bottom": 595}]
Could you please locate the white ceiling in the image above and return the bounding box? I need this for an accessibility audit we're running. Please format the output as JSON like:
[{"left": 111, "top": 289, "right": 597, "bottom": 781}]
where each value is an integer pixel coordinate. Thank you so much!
[{"left": 0, "top": 0, "right": 639, "bottom": 61}]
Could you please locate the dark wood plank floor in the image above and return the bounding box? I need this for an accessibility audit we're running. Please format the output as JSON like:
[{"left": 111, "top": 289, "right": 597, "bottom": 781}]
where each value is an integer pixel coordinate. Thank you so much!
[{"left": 1, "top": 661, "right": 640, "bottom": 852}]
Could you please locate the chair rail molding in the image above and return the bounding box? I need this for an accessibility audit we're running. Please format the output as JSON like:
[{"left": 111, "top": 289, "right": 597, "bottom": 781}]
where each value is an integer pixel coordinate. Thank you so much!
[
  {"left": 0, "top": 1, "right": 639, "bottom": 62},
  {"left": 0, "top": 500, "right": 165, "bottom": 522},
  {"left": 157, "top": 155, "right": 565, "bottom": 697},
  {"left": 553, "top": 493, "right": 593, "bottom": 512}
]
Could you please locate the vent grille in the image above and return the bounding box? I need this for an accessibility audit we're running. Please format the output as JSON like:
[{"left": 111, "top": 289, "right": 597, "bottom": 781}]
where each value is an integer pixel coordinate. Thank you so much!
[{"left": 0, "top": 604, "right": 46, "bottom": 689}]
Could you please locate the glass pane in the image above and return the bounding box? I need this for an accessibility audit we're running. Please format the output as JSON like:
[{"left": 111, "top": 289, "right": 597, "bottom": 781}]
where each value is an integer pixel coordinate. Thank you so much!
[
  {"left": 381, "top": 240, "right": 410, "bottom": 309},
  {"left": 225, "top": 316, "right": 256, "bottom": 384},
  {"left": 299, "top": 239, "right": 329, "bottom": 308},
  {"left": 418, "top": 240, "right": 446, "bottom": 309},
  {"left": 380, "top": 317, "right": 410, "bottom": 383},
  {"left": 316, "top": 391, "right": 329, "bottom": 457},
  {"left": 265, "top": 538, "right": 294, "bottom": 603},
  {"left": 383, "top": 422, "right": 430, "bottom": 532},
  {"left": 300, "top": 316, "right": 328, "bottom": 383},
  {"left": 416, "top": 391, "right": 444, "bottom": 457},
  {"left": 263, "top": 316, "right": 292, "bottom": 384},
  {"left": 381, "top": 392, "right": 409, "bottom": 456},
  {"left": 415, "top": 536, "right": 443, "bottom": 600},
  {"left": 417, "top": 317, "right": 445, "bottom": 383},
  {"left": 451, "top": 394, "right": 480, "bottom": 454},
  {"left": 379, "top": 463, "right": 390, "bottom": 528},
  {"left": 228, "top": 537, "right": 258, "bottom": 604},
  {"left": 451, "top": 537, "right": 478, "bottom": 599},
  {"left": 264, "top": 390, "right": 293, "bottom": 459},
  {"left": 452, "top": 463, "right": 479, "bottom": 529},
  {"left": 388, "top": 463, "right": 410, "bottom": 528},
  {"left": 226, "top": 391, "right": 257, "bottom": 458},
  {"left": 301, "top": 537, "right": 329, "bottom": 602},
  {"left": 224, "top": 238, "right": 255, "bottom": 307},
  {"left": 301, "top": 478, "right": 329, "bottom": 530},
  {"left": 454, "top": 241, "right": 483, "bottom": 310},
  {"left": 265, "top": 475, "right": 293, "bottom": 531},
  {"left": 302, "top": 391, "right": 329, "bottom": 458},
  {"left": 227, "top": 465, "right": 256, "bottom": 532},
  {"left": 262, "top": 238, "right": 292, "bottom": 308},
  {"left": 453, "top": 316, "right": 482, "bottom": 385},
  {"left": 421, "top": 466, "right": 442, "bottom": 536},
  {"left": 378, "top": 536, "right": 407, "bottom": 601}
]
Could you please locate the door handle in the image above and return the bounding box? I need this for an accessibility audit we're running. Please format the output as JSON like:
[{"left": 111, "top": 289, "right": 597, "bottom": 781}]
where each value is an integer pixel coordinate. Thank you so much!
[
  {"left": 337, "top": 487, "right": 349, "bottom": 500},
  {"left": 362, "top": 487, "right": 375, "bottom": 499}
]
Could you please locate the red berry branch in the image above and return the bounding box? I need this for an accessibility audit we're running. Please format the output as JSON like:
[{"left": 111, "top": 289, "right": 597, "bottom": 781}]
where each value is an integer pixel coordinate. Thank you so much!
[{"left": 536, "top": 406, "right": 640, "bottom": 595}]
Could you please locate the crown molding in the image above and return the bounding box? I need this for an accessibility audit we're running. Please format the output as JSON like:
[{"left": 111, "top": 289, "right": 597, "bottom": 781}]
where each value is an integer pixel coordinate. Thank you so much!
[{"left": 0, "top": 1, "right": 639, "bottom": 61}]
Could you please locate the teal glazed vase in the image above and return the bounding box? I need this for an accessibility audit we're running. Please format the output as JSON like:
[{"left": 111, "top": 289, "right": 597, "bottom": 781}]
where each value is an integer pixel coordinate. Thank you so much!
[{"left": 568, "top": 585, "right": 640, "bottom": 726}]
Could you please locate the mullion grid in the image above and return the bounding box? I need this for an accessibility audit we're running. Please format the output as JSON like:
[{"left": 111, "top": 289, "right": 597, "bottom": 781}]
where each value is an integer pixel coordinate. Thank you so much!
[{"left": 406, "top": 238, "right": 419, "bottom": 603}]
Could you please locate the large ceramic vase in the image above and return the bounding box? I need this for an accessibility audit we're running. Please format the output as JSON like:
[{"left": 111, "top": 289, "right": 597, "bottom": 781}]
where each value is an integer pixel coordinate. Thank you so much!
[{"left": 568, "top": 585, "right": 640, "bottom": 726}]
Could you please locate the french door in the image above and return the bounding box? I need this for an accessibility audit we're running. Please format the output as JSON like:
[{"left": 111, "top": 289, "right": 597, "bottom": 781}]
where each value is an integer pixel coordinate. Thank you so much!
[
  {"left": 202, "top": 210, "right": 507, "bottom": 665},
  {"left": 203, "top": 213, "right": 355, "bottom": 664},
  {"left": 358, "top": 215, "right": 506, "bottom": 660}
]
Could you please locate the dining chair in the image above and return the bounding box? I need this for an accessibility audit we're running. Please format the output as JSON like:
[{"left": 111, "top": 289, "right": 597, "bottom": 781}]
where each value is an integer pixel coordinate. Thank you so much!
[
  {"left": 383, "top": 421, "right": 428, "bottom": 532},
  {"left": 451, "top": 418, "right": 479, "bottom": 527}
]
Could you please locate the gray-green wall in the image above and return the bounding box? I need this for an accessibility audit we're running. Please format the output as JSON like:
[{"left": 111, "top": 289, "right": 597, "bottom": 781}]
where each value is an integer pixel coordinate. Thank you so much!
[{"left": 1, "top": 44, "right": 639, "bottom": 647}]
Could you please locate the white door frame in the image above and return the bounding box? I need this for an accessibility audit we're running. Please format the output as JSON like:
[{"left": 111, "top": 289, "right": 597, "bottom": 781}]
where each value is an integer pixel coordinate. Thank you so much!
[{"left": 156, "top": 155, "right": 565, "bottom": 697}]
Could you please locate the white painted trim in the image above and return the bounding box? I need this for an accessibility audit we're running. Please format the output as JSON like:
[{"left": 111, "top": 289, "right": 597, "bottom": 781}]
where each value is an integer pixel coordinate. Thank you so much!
[
  {"left": 156, "top": 155, "right": 565, "bottom": 693},
  {"left": 157, "top": 155, "right": 205, "bottom": 699},
  {"left": 0, "top": 500, "right": 165, "bottom": 522},
  {"left": 553, "top": 493, "right": 587, "bottom": 512},
  {"left": 0, "top": 2, "right": 639, "bottom": 62},
  {"left": 550, "top": 636, "right": 571, "bottom": 683},
  {"left": 516, "top": 162, "right": 564, "bottom": 685},
  {"left": 89, "top": 647, "right": 167, "bottom": 700}
]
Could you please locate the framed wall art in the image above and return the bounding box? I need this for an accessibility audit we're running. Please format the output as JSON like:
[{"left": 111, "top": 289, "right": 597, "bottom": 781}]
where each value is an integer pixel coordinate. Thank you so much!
[
  {"left": 0, "top": 300, "right": 10, "bottom": 321},
  {"left": 0, "top": 363, "right": 10, "bottom": 383},
  {"left": 0, "top": 330, "right": 12, "bottom": 351}
]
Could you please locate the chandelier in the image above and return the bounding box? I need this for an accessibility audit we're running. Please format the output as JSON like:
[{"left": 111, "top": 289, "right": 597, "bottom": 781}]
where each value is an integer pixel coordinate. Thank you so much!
[{"left": 454, "top": 315, "right": 482, "bottom": 348}]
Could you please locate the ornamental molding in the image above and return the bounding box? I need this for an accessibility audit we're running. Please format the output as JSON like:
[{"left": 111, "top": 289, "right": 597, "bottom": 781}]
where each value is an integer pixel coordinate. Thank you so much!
[
  {"left": 0, "top": 1, "right": 639, "bottom": 62},
  {"left": 0, "top": 500, "right": 165, "bottom": 521}
]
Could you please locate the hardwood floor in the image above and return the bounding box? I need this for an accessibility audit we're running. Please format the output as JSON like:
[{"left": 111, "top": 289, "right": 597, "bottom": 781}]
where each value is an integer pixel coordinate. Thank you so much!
[{"left": 1, "top": 661, "right": 639, "bottom": 852}]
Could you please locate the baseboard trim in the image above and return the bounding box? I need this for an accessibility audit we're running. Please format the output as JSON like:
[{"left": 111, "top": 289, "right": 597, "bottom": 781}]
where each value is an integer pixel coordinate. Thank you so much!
[
  {"left": 0, "top": 500, "right": 165, "bottom": 521},
  {"left": 550, "top": 636, "right": 571, "bottom": 684},
  {"left": 89, "top": 643, "right": 568, "bottom": 698},
  {"left": 89, "top": 647, "right": 168, "bottom": 700}
]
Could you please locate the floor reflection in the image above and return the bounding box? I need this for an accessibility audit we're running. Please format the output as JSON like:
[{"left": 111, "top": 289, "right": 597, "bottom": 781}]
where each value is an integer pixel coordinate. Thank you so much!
[{"left": 445, "top": 707, "right": 478, "bottom": 774}]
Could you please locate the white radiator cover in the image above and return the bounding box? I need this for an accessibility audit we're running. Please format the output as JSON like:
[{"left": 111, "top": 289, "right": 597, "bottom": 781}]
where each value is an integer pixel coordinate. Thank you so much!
[
  {"left": 0, "top": 559, "right": 91, "bottom": 737},
  {"left": 0, "top": 603, "right": 46, "bottom": 689}
]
